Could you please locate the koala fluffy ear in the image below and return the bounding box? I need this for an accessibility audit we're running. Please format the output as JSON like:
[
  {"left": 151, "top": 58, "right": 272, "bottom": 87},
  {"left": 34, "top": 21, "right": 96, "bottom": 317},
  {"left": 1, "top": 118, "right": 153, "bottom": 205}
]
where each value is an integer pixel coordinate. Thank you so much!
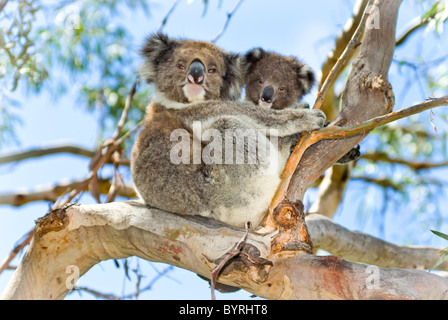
[
  {"left": 139, "top": 33, "right": 179, "bottom": 83},
  {"left": 295, "top": 63, "right": 316, "bottom": 96},
  {"left": 242, "top": 47, "right": 265, "bottom": 79},
  {"left": 221, "top": 53, "right": 244, "bottom": 101}
]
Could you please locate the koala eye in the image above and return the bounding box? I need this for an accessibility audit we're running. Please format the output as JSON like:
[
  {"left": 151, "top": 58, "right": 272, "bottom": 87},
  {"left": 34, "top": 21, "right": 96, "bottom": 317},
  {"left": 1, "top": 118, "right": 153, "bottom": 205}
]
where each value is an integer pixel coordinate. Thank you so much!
[
  {"left": 177, "top": 63, "right": 186, "bottom": 70},
  {"left": 258, "top": 79, "right": 264, "bottom": 85},
  {"left": 278, "top": 86, "right": 286, "bottom": 92},
  {"left": 208, "top": 67, "right": 217, "bottom": 74}
]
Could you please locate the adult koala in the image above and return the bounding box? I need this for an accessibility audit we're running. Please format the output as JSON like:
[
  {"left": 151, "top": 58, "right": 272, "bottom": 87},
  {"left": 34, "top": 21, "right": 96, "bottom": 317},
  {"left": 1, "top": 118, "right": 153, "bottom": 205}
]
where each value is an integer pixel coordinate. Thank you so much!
[{"left": 131, "top": 33, "right": 326, "bottom": 228}]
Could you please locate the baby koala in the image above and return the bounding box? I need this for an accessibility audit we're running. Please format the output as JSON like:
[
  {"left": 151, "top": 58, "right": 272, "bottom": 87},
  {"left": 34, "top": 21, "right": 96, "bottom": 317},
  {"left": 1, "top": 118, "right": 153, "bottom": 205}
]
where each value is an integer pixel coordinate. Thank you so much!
[
  {"left": 242, "top": 47, "right": 360, "bottom": 163},
  {"left": 243, "top": 48, "right": 314, "bottom": 110}
]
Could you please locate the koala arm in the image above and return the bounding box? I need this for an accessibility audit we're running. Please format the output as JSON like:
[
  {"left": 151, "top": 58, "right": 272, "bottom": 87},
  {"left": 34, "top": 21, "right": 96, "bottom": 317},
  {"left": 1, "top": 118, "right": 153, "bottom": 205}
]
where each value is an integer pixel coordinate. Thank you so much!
[
  {"left": 286, "top": 102, "right": 310, "bottom": 110},
  {"left": 176, "top": 101, "right": 326, "bottom": 137}
]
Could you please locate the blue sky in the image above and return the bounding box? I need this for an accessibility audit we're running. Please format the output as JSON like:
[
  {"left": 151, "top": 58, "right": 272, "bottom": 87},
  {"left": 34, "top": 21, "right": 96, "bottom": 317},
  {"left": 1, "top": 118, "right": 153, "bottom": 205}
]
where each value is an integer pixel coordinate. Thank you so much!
[{"left": 1, "top": 0, "right": 448, "bottom": 300}]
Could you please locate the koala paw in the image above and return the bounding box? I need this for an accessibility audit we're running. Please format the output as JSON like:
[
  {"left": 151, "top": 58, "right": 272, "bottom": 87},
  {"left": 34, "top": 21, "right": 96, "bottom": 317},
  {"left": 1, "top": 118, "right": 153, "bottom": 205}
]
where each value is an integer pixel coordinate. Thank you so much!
[
  {"left": 280, "top": 108, "right": 326, "bottom": 136},
  {"left": 304, "top": 108, "right": 326, "bottom": 131},
  {"left": 336, "top": 145, "right": 361, "bottom": 164}
]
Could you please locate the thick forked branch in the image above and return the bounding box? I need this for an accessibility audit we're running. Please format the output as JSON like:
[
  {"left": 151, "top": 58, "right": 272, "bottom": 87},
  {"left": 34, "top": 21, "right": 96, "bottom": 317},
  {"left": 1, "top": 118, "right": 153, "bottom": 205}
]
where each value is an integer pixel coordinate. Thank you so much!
[
  {"left": 310, "top": 0, "right": 369, "bottom": 218},
  {"left": 268, "top": 95, "right": 448, "bottom": 222},
  {"left": 286, "top": 0, "right": 403, "bottom": 203},
  {"left": 2, "top": 201, "right": 448, "bottom": 300},
  {"left": 303, "top": 0, "right": 440, "bottom": 219}
]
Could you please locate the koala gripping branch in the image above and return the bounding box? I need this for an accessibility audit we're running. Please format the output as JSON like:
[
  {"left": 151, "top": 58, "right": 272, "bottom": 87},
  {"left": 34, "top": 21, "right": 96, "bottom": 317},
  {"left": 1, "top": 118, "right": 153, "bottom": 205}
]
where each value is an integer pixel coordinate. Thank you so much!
[
  {"left": 266, "top": 95, "right": 448, "bottom": 228},
  {"left": 264, "top": 0, "right": 448, "bottom": 233}
]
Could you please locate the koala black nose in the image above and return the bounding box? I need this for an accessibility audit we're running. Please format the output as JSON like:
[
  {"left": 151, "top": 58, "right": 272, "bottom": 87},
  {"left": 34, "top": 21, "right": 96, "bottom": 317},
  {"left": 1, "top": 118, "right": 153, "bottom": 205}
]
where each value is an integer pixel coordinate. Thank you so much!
[
  {"left": 261, "top": 86, "right": 274, "bottom": 103},
  {"left": 187, "top": 60, "right": 205, "bottom": 85}
]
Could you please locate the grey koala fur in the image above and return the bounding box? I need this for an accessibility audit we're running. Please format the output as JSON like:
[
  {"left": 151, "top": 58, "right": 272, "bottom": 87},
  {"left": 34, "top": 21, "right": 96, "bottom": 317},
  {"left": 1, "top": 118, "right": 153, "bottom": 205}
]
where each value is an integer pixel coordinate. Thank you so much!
[
  {"left": 242, "top": 47, "right": 315, "bottom": 110},
  {"left": 131, "top": 33, "right": 326, "bottom": 228},
  {"left": 242, "top": 47, "right": 360, "bottom": 164},
  {"left": 242, "top": 48, "right": 316, "bottom": 157}
]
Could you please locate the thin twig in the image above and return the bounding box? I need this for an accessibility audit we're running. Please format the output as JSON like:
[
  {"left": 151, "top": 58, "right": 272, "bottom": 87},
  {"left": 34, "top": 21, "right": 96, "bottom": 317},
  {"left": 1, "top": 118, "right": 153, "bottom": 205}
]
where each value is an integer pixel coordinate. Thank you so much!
[
  {"left": 211, "top": 0, "right": 245, "bottom": 44},
  {"left": 210, "top": 222, "right": 250, "bottom": 300},
  {"left": 361, "top": 152, "right": 448, "bottom": 171},
  {"left": 0, "top": 228, "right": 34, "bottom": 275},
  {"left": 113, "top": 78, "right": 139, "bottom": 140},
  {"left": 396, "top": 11, "right": 438, "bottom": 47},
  {"left": 72, "top": 265, "right": 175, "bottom": 300},
  {"left": 56, "top": 80, "right": 140, "bottom": 207},
  {"left": 157, "top": 0, "right": 181, "bottom": 33},
  {"left": 115, "top": 120, "right": 144, "bottom": 146},
  {"left": 317, "top": 96, "right": 448, "bottom": 139},
  {"left": 313, "top": 0, "right": 373, "bottom": 110},
  {"left": 0, "top": 145, "right": 96, "bottom": 165}
]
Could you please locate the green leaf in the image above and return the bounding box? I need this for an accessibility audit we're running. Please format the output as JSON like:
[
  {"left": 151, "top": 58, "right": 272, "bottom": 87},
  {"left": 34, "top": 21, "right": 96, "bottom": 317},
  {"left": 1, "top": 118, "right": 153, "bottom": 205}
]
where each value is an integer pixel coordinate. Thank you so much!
[{"left": 431, "top": 229, "right": 448, "bottom": 241}]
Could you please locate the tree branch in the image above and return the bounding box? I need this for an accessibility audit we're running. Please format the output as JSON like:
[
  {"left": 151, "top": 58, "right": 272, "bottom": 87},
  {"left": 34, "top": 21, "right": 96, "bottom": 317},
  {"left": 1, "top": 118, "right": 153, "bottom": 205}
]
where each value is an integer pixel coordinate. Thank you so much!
[
  {"left": 0, "top": 0, "right": 9, "bottom": 14},
  {"left": 0, "top": 229, "right": 33, "bottom": 275},
  {"left": 0, "top": 145, "right": 96, "bottom": 165},
  {"left": 0, "top": 177, "right": 136, "bottom": 207},
  {"left": 321, "top": 96, "right": 448, "bottom": 139},
  {"left": 284, "top": 0, "right": 441, "bottom": 206},
  {"left": 268, "top": 95, "right": 448, "bottom": 222},
  {"left": 112, "top": 78, "right": 139, "bottom": 140},
  {"left": 361, "top": 152, "right": 448, "bottom": 171},
  {"left": 395, "top": 11, "right": 438, "bottom": 47},
  {"left": 319, "top": 0, "right": 370, "bottom": 90},
  {"left": 309, "top": 0, "right": 370, "bottom": 220},
  {"left": 352, "top": 175, "right": 404, "bottom": 191},
  {"left": 2, "top": 201, "right": 447, "bottom": 300},
  {"left": 309, "top": 164, "right": 353, "bottom": 218},
  {"left": 313, "top": 0, "right": 372, "bottom": 110},
  {"left": 307, "top": 214, "right": 448, "bottom": 271}
]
